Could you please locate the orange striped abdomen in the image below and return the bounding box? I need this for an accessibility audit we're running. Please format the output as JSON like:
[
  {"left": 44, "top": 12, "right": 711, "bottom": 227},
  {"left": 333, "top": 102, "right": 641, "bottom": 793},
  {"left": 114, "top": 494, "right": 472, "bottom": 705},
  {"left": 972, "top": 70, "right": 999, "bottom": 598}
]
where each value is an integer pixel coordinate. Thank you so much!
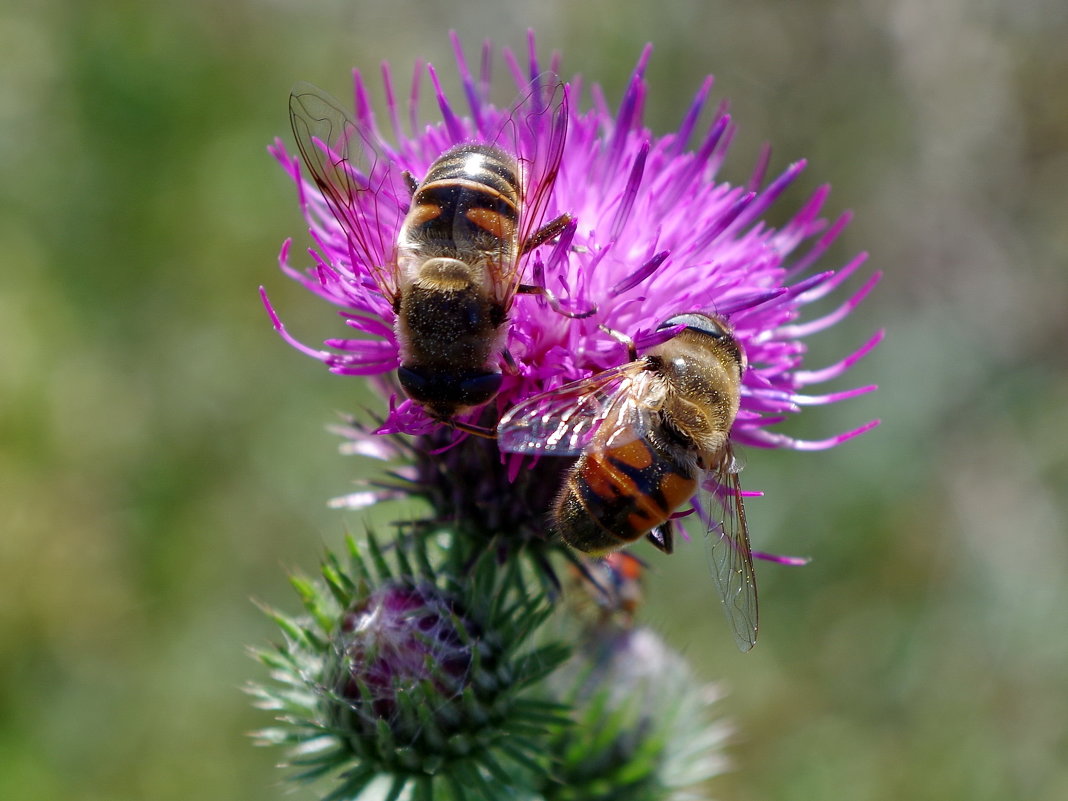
[
  {"left": 401, "top": 144, "right": 520, "bottom": 253},
  {"left": 552, "top": 437, "right": 698, "bottom": 555}
]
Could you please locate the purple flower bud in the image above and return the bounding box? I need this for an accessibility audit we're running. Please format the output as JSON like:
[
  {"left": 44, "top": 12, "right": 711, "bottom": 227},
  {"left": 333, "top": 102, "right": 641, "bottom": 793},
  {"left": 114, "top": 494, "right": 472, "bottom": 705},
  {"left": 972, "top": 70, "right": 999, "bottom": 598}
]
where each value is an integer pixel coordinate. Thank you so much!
[
  {"left": 330, "top": 583, "right": 475, "bottom": 726},
  {"left": 250, "top": 535, "right": 573, "bottom": 796},
  {"left": 322, "top": 581, "right": 487, "bottom": 754}
]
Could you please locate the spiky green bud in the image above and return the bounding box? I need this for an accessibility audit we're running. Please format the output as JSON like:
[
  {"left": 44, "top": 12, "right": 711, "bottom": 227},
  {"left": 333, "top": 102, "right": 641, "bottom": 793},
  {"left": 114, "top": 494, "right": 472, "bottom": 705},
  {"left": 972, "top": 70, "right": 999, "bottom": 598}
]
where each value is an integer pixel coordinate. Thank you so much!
[
  {"left": 543, "top": 625, "right": 732, "bottom": 801},
  {"left": 248, "top": 531, "right": 573, "bottom": 800}
]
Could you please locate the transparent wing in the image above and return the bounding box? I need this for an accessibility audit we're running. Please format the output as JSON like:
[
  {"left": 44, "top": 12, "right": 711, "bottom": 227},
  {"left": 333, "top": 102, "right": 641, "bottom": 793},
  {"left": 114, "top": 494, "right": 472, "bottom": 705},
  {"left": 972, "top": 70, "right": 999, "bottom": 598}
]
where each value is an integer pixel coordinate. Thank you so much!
[
  {"left": 289, "top": 82, "right": 408, "bottom": 301},
  {"left": 486, "top": 76, "right": 570, "bottom": 306},
  {"left": 497, "top": 362, "right": 653, "bottom": 456},
  {"left": 698, "top": 449, "right": 759, "bottom": 652}
]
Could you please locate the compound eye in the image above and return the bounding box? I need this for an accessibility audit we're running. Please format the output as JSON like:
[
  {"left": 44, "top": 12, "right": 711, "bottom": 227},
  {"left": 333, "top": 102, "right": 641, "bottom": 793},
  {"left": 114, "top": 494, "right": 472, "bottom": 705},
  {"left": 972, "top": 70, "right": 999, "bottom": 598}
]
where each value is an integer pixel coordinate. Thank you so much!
[
  {"left": 657, "top": 313, "right": 728, "bottom": 339},
  {"left": 397, "top": 367, "right": 431, "bottom": 402},
  {"left": 397, "top": 368, "right": 503, "bottom": 408},
  {"left": 458, "top": 373, "right": 503, "bottom": 406}
]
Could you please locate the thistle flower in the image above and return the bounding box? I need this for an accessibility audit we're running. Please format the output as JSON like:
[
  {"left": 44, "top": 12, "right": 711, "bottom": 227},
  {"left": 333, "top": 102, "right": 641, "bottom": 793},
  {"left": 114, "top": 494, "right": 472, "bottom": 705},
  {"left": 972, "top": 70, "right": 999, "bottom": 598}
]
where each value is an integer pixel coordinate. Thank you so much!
[
  {"left": 255, "top": 31, "right": 881, "bottom": 801},
  {"left": 264, "top": 32, "right": 882, "bottom": 452},
  {"left": 264, "top": 31, "right": 881, "bottom": 577}
]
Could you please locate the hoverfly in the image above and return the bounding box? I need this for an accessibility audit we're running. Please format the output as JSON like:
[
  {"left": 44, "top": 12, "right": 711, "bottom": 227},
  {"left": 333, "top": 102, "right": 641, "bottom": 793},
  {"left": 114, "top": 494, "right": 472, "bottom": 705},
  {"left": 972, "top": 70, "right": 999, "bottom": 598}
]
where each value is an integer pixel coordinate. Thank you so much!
[
  {"left": 498, "top": 312, "right": 760, "bottom": 650},
  {"left": 289, "top": 78, "right": 583, "bottom": 428},
  {"left": 572, "top": 551, "right": 646, "bottom": 623}
]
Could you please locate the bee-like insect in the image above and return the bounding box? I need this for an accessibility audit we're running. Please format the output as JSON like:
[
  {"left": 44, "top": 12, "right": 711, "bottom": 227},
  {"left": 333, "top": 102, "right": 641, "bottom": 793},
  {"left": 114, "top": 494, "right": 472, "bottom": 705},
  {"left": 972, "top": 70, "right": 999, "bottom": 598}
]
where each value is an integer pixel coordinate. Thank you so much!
[
  {"left": 498, "top": 313, "right": 759, "bottom": 650},
  {"left": 571, "top": 551, "right": 646, "bottom": 622},
  {"left": 289, "top": 80, "right": 581, "bottom": 426}
]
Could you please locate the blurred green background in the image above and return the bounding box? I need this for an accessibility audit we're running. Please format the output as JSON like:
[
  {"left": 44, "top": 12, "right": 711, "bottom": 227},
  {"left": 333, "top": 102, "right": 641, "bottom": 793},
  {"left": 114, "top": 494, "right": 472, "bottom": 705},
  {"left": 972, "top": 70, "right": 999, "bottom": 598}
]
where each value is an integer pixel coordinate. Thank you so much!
[{"left": 3, "top": 1, "right": 1066, "bottom": 799}]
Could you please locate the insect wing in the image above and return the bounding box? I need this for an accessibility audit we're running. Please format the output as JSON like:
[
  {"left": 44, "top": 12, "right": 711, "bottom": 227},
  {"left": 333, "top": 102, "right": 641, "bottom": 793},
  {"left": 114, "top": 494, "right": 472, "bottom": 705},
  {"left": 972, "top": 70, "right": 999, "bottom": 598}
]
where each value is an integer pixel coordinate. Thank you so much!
[
  {"left": 512, "top": 77, "right": 569, "bottom": 255},
  {"left": 486, "top": 76, "right": 570, "bottom": 305},
  {"left": 699, "top": 455, "right": 759, "bottom": 652},
  {"left": 497, "top": 363, "right": 645, "bottom": 456},
  {"left": 289, "top": 83, "right": 408, "bottom": 301}
]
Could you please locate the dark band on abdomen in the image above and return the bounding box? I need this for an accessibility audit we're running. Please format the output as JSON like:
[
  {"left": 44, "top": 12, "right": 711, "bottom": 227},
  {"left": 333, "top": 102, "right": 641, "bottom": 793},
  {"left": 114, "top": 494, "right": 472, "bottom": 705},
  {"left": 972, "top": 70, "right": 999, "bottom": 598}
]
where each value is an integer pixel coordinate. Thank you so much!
[{"left": 554, "top": 440, "right": 698, "bottom": 554}]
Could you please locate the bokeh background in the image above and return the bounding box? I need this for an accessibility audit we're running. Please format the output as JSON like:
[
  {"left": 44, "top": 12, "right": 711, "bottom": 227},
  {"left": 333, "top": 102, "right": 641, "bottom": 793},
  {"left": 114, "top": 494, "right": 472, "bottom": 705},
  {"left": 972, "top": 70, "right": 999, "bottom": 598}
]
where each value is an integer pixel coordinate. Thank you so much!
[{"left": 3, "top": 0, "right": 1067, "bottom": 799}]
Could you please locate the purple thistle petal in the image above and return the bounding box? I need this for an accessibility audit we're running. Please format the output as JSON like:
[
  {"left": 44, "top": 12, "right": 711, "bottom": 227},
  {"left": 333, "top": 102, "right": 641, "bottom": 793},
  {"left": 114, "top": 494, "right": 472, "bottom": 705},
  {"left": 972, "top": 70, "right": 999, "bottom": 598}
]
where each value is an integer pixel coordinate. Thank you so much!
[
  {"left": 709, "top": 104, "right": 736, "bottom": 174},
  {"left": 795, "top": 252, "right": 873, "bottom": 304},
  {"left": 748, "top": 143, "right": 773, "bottom": 191},
  {"left": 449, "top": 31, "right": 484, "bottom": 136},
  {"left": 747, "top": 384, "right": 878, "bottom": 411},
  {"left": 773, "top": 185, "right": 831, "bottom": 257},
  {"left": 501, "top": 46, "right": 525, "bottom": 96},
  {"left": 670, "top": 75, "right": 715, "bottom": 156},
  {"left": 609, "top": 141, "right": 649, "bottom": 242},
  {"left": 543, "top": 217, "right": 578, "bottom": 279},
  {"left": 784, "top": 207, "right": 852, "bottom": 280},
  {"left": 753, "top": 551, "right": 811, "bottom": 566},
  {"left": 427, "top": 64, "right": 465, "bottom": 143},
  {"left": 794, "top": 329, "right": 885, "bottom": 387},
  {"left": 525, "top": 29, "right": 541, "bottom": 84},
  {"left": 686, "top": 189, "right": 756, "bottom": 255},
  {"left": 738, "top": 418, "right": 881, "bottom": 451},
  {"left": 603, "top": 46, "right": 651, "bottom": 177},
  {"left": 633, "top": 323, "right": 686, "bottom": 352},
  {"left": 380, "top": 61, "right": 402, "bottom": 143},
  {"left": 788, "top": 385, "right": 879, "bottom": 405},
  {"left": 590, "top": 82, "right": 610, "bottom": 123},
  {"left": 260, "top": 287, "right": 330, "bottom": 362},
  {"left": 478, "top": 39, "right": 492, "bottom": 98},
  {"left": 690, "top": 111, "right": 731, "bottom": 179},
  {"left": 732, "top": 160, "right": 806, "bottom": 232},
  {"left": 407, "top": 59, "right": 423, "bottom": 136},
  {"left": 716, "top": 287, "right": 788, "bottom": 316},
  {"left": 351, "top": 69, "right": 378, "bottom": 138},
  {"left": 778, "top": 270, "right": 882, "bottom": 338},
  {"left": 548, "top": 49, "right": 562, "bottom": 81},
  {"left": 611, "top": 251, "right": 670, "bottom": 296}
]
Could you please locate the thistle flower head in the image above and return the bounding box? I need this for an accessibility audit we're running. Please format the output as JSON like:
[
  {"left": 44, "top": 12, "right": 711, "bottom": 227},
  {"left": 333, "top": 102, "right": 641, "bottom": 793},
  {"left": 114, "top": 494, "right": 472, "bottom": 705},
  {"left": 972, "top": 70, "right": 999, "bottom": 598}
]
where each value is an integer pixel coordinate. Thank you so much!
[
  {"left": 542, "top": 556, "right": 730, "bottom": 801},
  {"left": 544, "top": 626, "right": 731, "bottom": 801},
  {"left": 249, "top": 532, "right": 571, "bottom": 800},
  {"left": 326, "top": 582, "right": 477, "bottom": 735},
  {"left": 265, "top": 32, "right": 881, "bottom": 452}
]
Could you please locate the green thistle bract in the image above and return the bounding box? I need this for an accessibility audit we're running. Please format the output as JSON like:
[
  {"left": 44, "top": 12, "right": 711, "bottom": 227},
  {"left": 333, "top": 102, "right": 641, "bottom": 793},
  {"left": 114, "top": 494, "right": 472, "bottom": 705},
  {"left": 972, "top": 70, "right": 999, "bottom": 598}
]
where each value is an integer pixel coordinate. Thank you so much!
[
  {"left": 249, "top": 531, "right": 572, "bottom": 800},
  {"left": 541, "top": 626, "right": 730, "bottom": 801}
]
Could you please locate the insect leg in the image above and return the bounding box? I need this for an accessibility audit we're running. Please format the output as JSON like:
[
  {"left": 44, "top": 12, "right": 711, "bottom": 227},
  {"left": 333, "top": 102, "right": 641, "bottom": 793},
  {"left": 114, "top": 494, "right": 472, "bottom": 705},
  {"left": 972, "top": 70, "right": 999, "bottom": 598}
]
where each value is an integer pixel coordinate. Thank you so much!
[
  {"left": 499, "top": 348, "right": 520, "bottom": 375},
  {"left": 447, "top": 419, "right": 499, "bottom": 440},
  {"left": 645, "top": 524, "right": 674, "bottom": 554},
  {"left": 598, "top": 324, "right": 638, "bottom": 362},
  {"left": 516, "top": 283, "right": 598, "bottom": 319},
  {"left": 402, "top": 171, "right": 418, "bottom": 196},
  {"left": 520, "top": 213, "right": 573, "bottom": 254}
]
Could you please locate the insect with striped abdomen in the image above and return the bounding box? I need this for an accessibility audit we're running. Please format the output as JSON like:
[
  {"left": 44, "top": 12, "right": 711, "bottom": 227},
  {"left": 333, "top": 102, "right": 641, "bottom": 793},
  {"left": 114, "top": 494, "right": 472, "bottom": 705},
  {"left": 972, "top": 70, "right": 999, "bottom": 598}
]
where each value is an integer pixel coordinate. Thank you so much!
[
  {"left": 289, "top": 80, "right": 583, "bottom": 430},
  {"left": 498, "top": 313, "right": 761, "bottom": 650}
]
